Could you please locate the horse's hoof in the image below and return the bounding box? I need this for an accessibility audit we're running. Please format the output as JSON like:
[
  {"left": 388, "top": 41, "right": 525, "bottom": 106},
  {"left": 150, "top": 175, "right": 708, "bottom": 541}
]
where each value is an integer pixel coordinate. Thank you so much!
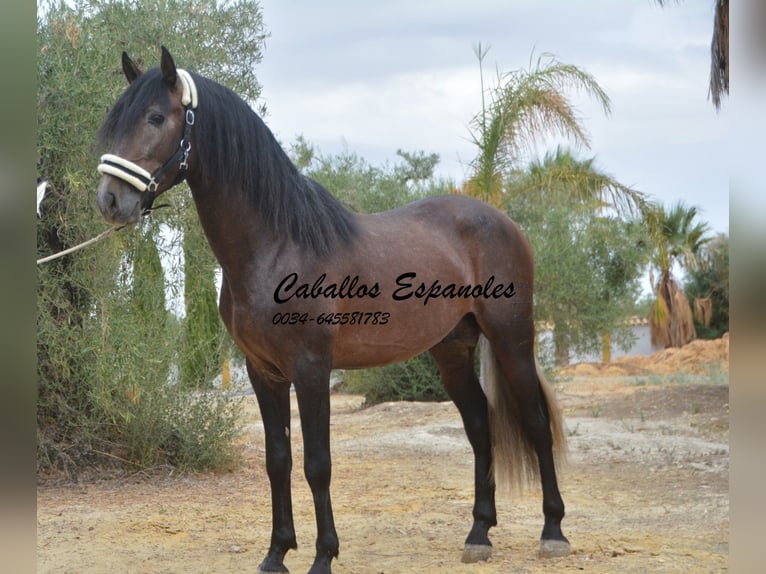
[
  {"left": 539, "top": 538, "right": 571, "bottom": 558},
  {"left": 462, "top": 543, "right": 492, "bottom": 563},
  {"left": 257, "top": 551, "right": 290, "bottom": 573},
  {"left": 257, "top": 562, "right": 289, "bottom": 574}
]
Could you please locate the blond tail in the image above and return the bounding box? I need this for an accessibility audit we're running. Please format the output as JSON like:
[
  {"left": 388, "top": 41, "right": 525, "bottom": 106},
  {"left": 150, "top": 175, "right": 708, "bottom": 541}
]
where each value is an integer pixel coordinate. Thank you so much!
[{"left": 479, "top": 335, "right": 567, "bottom": 491}]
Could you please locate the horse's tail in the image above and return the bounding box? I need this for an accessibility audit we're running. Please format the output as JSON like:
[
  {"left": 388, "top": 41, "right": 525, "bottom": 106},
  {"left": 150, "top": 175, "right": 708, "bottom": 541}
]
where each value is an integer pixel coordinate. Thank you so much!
[{"left": 479, "top": 335, "right": 567, "bottom": 490}]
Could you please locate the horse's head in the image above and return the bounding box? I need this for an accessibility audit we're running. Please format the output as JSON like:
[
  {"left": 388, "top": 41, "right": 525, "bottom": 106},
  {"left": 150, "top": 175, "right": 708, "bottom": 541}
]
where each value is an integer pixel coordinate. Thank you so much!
[{"left": 96, "top": 46, "right": 197, "bottom": 225}]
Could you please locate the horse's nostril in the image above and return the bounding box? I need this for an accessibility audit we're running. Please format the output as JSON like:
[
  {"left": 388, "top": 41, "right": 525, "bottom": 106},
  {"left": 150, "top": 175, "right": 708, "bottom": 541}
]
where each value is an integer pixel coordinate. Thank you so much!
[
  {"left": 97, "top": 186, "right": 118, "bottom": 219},
  {"left": 103, "top": 193, "right": 115, "bottom": 217},
  {"left": 106, "top": 191, "right": 117, "bottom": 211}
]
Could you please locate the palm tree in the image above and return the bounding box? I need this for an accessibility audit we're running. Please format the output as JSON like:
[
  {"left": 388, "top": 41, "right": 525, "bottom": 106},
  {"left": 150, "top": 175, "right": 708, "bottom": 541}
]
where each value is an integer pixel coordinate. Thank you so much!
[
  {"left": 645, "top": 201, "right": 712, "bottom": 348},
  {"left": 464, "top": 47, "right": 647, "bottom": 217},
  {"left": 654, "top": 0, "right": 728, "bottom": 111}
]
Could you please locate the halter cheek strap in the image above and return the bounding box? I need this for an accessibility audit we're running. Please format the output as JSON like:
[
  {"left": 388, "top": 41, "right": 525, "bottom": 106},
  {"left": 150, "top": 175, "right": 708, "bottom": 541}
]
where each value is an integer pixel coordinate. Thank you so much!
[{"left": 97, "top": 68, "right": 198, "bottom": 194}]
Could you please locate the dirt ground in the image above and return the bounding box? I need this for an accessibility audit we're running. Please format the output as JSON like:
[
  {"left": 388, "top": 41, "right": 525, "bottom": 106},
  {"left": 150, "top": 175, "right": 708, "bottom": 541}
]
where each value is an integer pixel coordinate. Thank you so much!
[{"left": 37, "top": 337, "right": 729, "bottom": 573}]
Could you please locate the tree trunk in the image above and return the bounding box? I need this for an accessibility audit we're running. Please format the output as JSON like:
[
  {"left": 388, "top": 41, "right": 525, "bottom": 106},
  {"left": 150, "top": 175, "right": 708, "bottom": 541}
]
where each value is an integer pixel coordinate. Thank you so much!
[
  {"left": 221, "top": 347, "right": 231, "bottom": 391},
  {"left": 553, "top": 328, "right": 570, "bottom": 367},
  {"left": 650, "top": 272, "right": 696, "bottom": 348},
  {"left": 601, "top": 331, "right": 611, "bottom": 363}
]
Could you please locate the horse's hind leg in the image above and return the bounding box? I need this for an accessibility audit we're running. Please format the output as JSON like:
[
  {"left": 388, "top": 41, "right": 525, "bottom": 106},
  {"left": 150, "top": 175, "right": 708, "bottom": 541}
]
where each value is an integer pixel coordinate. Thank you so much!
[
  {"left": 481, "top": 332, "right": 570, "bottom": 558},
  {"left": 429, "top": 317, "right": 496, "bottom": 563}
]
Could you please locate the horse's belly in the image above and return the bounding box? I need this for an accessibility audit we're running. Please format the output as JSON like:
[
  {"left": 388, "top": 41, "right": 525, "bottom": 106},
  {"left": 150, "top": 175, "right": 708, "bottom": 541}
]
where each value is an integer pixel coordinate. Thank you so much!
[{"left": 330, "top": 300, "right": 469, "bottom": 369}]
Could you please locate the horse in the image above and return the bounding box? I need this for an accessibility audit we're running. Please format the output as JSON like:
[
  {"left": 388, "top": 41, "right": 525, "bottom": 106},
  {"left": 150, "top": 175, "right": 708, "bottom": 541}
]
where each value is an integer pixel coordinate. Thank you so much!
[{"left": 95, "top": 46, "right": 570, "bottom": 574}]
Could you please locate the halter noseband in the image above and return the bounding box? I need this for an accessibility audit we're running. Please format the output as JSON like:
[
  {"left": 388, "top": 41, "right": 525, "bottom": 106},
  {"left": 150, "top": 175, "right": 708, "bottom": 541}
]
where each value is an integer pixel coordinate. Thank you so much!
[{"left": 97, "top": 69, "right": 198, "bottom": 201}]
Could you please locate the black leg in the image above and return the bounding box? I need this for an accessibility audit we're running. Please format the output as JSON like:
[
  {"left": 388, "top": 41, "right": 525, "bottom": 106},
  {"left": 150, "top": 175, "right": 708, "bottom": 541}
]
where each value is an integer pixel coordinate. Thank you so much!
[
  {"left": 490, "top": 347, "right": 570, "bottom": 558},
  {"left": 248, "top": 360, "right": 297, "bottom": 573},
  {"left": 430, "top": 336, "right": 496, "bottom": 564},
  {"left": 531, "top": 387, "right": 569, "bottom": 557},
  {"left": 293, "top": 363, "right": 338, "bottom": 574}
]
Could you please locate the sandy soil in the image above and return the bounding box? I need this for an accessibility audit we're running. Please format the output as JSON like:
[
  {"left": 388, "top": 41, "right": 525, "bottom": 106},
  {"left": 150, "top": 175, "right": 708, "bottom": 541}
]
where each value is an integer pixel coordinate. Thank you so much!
[{"left": 37, "top": 338, "right": 729, "bottom": 573}]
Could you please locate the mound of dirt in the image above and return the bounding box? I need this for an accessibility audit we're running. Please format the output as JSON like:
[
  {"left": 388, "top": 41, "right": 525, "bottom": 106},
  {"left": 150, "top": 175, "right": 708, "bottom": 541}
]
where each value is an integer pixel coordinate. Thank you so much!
[{"left": 559, "top": 333, "right": 729, "bottom": 378}]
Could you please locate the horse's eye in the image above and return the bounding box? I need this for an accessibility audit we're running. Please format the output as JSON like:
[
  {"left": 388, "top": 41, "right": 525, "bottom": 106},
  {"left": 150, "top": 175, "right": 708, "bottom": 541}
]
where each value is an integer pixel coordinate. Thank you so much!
[{"left": 148, "top": 112, "right": 165, "bottom": 126}]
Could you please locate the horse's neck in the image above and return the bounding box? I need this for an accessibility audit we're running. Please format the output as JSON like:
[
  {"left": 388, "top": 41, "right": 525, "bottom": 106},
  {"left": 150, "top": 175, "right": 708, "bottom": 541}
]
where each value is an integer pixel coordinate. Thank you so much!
[{"left": 186, "top": 179, "right": 277, "bottom": 280}]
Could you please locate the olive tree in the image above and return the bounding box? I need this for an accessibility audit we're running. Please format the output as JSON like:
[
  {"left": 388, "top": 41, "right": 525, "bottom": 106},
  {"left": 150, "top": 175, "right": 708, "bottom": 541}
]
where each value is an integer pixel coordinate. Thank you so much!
[{"left": 36, "top": 0, "right": 266, "bottom": 475}]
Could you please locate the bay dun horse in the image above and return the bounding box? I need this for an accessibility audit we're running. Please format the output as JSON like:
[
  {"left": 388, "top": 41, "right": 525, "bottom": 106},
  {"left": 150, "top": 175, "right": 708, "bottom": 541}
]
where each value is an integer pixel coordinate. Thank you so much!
[{"left": 96, "top": 47, "right": 570, "bottom": 574}]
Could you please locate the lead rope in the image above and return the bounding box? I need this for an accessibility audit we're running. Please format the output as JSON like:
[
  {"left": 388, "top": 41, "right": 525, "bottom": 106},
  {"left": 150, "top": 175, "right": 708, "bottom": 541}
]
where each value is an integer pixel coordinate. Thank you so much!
[
  {"left": 36, "top": 225, "right": 125, "bottom": 265},
  {"left": 36, "top": 202, "right": 175, "bottom": 265},
  {"left": 37, "top": 203, "right": 172, "bottom": 265}
]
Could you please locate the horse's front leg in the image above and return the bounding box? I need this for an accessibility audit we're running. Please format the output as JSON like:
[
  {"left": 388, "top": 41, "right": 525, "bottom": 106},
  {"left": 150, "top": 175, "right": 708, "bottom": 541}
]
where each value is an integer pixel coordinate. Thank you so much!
[
  {"left": 293, "top": 360, "right": 338, "bottom": 574},
  {"left": 248, "top": 361, "right": 297, "bottom": 574}
]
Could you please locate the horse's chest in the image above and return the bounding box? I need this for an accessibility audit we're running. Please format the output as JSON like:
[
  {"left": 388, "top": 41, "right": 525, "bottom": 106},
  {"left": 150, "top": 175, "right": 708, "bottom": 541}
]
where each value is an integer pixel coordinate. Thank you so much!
[{"left": 219, "top": 281, "right": 286, "bottom": 373}]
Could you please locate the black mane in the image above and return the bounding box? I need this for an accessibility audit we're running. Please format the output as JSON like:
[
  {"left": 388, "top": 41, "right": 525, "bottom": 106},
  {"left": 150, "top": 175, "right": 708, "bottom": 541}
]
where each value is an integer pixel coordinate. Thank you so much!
[{"left": 98, "top": 68, "right": 358, "bottom": 257}]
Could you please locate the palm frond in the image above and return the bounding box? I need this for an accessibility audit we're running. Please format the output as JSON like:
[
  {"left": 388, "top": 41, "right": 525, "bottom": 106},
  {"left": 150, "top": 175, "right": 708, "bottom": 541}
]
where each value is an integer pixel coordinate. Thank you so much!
[
  {"left": 492, "top": 55, "right": 611, "bottom": 159},
  {"left": 653, "top": 0, "right": 728, "bottom": 111},
  {"left": 709, "top": 0, "right": 729, "bottom": 111},
  {"left": 526, "top": 54, "right": 612, "bottom": 116},
  {"left": 465, "top": 51, "right": 612, "bottom": 209},
  {"left": 507, "top": 146, "right": 650, "bottom": 218}
]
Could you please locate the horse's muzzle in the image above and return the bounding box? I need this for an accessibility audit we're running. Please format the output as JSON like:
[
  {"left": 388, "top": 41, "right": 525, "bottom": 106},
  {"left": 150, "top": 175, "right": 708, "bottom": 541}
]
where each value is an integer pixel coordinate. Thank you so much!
[{"left": 96, "top": 177, "right": 142, "bottom": 225}]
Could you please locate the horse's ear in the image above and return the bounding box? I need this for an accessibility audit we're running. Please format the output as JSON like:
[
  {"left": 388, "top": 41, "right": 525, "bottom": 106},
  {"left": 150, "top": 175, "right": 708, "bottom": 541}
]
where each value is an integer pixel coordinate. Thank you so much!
[
  {"left": 160, "top": 45, "right": 178, "bottom": 87},
  {"left": 121, "top": 52, "right": 142, "bottom": 84}
]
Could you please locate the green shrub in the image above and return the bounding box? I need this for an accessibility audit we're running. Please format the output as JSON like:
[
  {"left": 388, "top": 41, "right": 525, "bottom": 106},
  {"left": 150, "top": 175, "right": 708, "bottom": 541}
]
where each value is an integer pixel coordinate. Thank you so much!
[
  {"left": 37, "top": 255, "right": 244, "bottom": 476},
  {"left": 121, "top": 386, "right": 243, "bottom": 472},
  {"left": 341, "top": 353, "right": 448, "bottom": 405}
]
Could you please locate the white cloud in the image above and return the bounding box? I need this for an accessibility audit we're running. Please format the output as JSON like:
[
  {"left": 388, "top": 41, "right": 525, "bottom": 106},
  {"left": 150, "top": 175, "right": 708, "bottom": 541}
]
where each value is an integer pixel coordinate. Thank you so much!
[{"left": 255, "top": 0, "right": 728, "bottom": 232}]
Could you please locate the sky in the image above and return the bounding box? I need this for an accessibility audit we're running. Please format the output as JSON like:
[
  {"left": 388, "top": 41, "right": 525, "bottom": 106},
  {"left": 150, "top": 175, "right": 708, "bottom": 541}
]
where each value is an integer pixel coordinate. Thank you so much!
[{"left": 254, "top": 0, "right": 729, "bottom": 236}]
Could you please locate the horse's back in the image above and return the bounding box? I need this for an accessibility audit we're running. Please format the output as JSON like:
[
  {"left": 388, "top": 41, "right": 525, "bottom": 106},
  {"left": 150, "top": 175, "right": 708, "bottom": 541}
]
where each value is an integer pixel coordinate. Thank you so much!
[{"left": 368, "top": 194, "right": 533, "bottom": 270}]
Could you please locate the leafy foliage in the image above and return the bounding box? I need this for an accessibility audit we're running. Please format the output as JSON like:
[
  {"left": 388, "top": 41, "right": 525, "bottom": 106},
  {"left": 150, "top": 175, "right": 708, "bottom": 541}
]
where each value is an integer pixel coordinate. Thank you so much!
[
  {"left": 341, "top": 354, "right": 449, "bottom": 406},
  {"left": 36, "top": 0, "right": 266, "bottom": 477},
  {"left": 685, "top": 232, "right": 729, "bottom": 339},
  {"left": 181, "top": 195, "right": 225, "bottom": 389},
  {"left": 509, "top": 149, "right": 649, "bottom": 365},
  {"left": 460, "top": 49, "right": 652, "bottom": 366},
  {"left": 291, "top": 138, "right": 448, "bottom": 213}
]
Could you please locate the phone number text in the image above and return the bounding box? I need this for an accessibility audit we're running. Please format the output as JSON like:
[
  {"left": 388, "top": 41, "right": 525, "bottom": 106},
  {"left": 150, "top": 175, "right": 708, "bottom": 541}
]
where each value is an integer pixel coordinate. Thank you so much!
[{"left": 271, "top": 311, "right": 391, "bottom": 326}]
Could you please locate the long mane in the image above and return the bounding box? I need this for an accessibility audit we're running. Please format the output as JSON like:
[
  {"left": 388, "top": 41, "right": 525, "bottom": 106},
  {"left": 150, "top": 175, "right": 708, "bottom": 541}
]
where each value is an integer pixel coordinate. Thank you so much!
[{"left": 97, "top": 68, "right": 358, "bottom": 256}]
